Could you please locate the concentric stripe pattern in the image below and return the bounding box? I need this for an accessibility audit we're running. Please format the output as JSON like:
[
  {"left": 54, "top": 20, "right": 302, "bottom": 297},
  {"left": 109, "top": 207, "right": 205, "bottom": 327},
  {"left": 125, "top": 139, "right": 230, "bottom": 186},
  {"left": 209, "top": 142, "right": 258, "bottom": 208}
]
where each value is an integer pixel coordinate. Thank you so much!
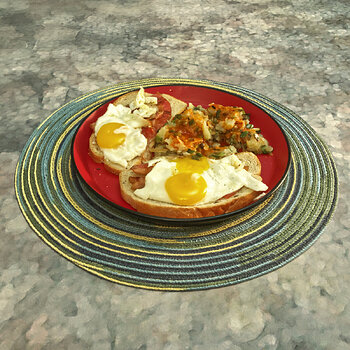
[{"left": 15, "top": 78, "right": 338, "bottom": 291}]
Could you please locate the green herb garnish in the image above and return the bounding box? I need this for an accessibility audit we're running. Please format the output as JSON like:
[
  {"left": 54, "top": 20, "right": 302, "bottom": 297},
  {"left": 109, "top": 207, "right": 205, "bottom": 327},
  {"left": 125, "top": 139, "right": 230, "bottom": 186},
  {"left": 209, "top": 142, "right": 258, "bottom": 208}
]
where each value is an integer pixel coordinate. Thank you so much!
[
  {"left": 211, "top": 152, "right": 225, "bottom": 159},
  {"left": 155, "top": 135, "right": 163, "bottom": 143},
  {"left": 191, "top": 152, "right": 203, "bottom": 160},
  {"left": 261, "top": 145, "right": 270, "bottom": 154}
]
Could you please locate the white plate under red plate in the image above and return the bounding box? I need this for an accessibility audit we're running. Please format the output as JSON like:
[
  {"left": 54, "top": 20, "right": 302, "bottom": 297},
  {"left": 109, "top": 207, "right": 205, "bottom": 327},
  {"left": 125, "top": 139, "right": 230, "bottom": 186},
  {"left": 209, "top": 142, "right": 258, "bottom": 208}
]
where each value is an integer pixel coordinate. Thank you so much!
[{"left": 72, "top": 84, "right": 290, "bottom": 220}]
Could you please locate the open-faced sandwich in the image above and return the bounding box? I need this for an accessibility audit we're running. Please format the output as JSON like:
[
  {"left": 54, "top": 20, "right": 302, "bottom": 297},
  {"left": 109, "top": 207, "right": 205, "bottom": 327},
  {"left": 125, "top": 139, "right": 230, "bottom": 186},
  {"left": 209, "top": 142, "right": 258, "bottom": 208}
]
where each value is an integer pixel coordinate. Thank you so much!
[
  {"left": 120, "top": 152, "right": 267, "bottom": 218},
  {"left": 89, "top": 87, "right": 187, "bottom": 174},
  {"left": 88, "top": 87, "right": 273, "bottom": 218}
]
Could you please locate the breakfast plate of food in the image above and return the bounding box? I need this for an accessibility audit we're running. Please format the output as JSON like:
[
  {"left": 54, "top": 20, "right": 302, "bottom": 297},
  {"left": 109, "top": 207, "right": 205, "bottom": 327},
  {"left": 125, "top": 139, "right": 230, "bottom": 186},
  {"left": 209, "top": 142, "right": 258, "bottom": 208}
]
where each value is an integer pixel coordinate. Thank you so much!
[
  {"left": 72, "top": 84, "right": 290, "bottom": 222},
  {"left": 16, "top": 78, "right": 337, "bottom": 290}
]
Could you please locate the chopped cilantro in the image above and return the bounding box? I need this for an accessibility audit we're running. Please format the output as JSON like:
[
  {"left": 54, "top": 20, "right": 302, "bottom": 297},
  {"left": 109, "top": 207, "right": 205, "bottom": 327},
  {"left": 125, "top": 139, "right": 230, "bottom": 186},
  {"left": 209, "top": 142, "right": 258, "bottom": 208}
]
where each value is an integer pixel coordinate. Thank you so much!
[
  {"left": 261, "top": 145, "right": 270, "bottom": 154},
  {"left": 211, "top": 152, "right": 225, "bottom": 159},
  {"left": 229, "top": 136, "right": 237, "bottom": 145},
  {"left": 191, "top": 152, "right": 203, "bottom": 160},
  {"left": 155, "top": 135, "right": 163, "bottom": 143}
]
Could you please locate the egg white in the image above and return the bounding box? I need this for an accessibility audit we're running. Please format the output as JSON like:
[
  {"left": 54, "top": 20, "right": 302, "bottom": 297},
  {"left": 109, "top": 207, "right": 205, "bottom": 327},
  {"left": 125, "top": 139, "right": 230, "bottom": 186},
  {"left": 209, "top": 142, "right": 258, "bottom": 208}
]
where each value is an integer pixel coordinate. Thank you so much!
[
  {"left": 94, "top": 88, "right": 158, "bottom": 167},
  {"left": 95, "top": 121, "right": 147, "bottom": 168},
  {"left": 134, "top": 154, "right": 268, "bottom": 205}
]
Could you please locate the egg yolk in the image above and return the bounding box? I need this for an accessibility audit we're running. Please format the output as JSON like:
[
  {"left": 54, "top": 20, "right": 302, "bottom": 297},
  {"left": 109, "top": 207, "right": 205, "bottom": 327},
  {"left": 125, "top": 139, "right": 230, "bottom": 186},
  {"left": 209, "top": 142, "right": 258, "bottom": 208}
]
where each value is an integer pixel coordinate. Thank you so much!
[
  {"left": 165, "top": 157, "right": 209, "bottom": 205},
  {"left": 165, "top": 173, "right": 207, "bottom": 205},
  {"left": 96, "top": 123, "right": 126, "bottom": 149},
  {"left": 174, "top": 156, "right": 209, "bottom": 173}
]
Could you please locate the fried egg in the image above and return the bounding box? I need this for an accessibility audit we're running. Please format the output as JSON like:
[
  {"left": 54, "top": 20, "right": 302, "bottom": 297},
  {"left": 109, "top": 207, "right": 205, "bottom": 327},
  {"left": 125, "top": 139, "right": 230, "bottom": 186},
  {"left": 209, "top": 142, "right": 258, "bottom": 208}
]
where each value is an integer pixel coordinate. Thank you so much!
[
  {"left": 134, "top": 154, "right": 268, "bottom": 205},
  {"left": 94, "top": 88, "right": 157, "bottom": 167}
]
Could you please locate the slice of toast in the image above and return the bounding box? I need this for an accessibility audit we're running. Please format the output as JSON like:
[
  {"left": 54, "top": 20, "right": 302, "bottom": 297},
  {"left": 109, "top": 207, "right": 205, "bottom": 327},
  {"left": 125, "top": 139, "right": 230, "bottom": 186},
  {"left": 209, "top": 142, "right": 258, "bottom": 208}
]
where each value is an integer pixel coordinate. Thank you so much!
[
  {"left": 88, "top": 90, "right": 187, "bottom": 174},
  {"left": 119, "top": 152, "right": 266, "bottom": 218}
]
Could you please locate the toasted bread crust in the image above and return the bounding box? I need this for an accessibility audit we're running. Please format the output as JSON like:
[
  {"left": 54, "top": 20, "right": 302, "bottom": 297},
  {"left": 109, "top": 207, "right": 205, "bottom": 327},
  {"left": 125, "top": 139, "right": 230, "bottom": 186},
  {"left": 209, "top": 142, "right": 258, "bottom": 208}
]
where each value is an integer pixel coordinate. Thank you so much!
[
  {"left": 119, "top": 152, "right": 265, "bottom": 218},
  {"left": 112, "top": 91, "right": 139, "bottom": 107}
]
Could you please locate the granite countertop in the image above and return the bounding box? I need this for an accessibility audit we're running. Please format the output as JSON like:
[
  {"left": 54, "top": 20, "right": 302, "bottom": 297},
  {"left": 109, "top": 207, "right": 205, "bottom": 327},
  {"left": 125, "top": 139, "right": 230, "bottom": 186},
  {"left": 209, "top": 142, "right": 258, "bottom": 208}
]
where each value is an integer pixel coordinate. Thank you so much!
[{"left": 1, "top": 0, "right": 349, "bottom": 349}]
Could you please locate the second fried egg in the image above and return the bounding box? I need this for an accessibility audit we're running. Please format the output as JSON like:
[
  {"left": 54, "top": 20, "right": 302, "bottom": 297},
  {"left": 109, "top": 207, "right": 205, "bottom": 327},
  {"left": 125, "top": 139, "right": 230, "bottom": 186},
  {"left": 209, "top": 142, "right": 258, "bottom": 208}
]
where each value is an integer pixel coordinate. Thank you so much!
[{"left": 134, "top": 154, "right": 268, "bottom": 206}]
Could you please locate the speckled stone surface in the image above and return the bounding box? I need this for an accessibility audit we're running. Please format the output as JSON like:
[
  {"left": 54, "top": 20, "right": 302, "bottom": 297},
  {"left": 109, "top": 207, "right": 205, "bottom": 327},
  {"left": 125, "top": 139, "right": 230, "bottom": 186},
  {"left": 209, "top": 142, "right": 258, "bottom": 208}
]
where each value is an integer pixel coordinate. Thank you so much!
[{"left": 1, "top": 0, "right": 349, "bottom": 349}]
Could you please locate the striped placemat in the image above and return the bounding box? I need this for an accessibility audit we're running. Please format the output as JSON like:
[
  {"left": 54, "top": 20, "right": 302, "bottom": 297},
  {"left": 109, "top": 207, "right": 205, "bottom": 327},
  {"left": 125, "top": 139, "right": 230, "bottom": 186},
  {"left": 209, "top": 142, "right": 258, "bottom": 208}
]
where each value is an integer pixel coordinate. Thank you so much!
[{"left": 15, "top": 78, "right": 338, "bottom": 291}]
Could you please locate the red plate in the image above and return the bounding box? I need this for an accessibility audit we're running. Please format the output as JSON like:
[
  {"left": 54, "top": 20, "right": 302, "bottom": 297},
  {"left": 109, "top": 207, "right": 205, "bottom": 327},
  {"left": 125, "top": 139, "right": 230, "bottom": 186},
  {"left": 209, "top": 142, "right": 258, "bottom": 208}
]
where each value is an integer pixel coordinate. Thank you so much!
[{"left": 72, "top": 85, "right": 290, "bottom": 218}]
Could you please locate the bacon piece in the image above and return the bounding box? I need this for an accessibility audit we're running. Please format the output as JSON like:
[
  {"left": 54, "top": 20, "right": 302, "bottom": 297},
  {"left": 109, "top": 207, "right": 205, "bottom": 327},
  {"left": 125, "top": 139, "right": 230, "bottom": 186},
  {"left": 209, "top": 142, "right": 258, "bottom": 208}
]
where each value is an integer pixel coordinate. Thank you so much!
[
  {"left": 221, "top": 191, "right": 238, "bottom": 200},
  {"left": 154, "top": 94, "right": 171, "bottom": 112},
  {"left": 129, "top": 176, "right": 146, "bottom": 190},
  {"left": 131, "top": 164, "right": 154, "bottom": 175},
  {"left": 141, "top": 94, "right": 172, "bottom": 139},
  {"left": 152, "top": 94, "right": 172, "bottom": 131},
  {"left": 152, "top": 110, "right": 171, "bottom": 131},
  {"left": 141, "top": 126, "right": 157, "bottom": 140}
]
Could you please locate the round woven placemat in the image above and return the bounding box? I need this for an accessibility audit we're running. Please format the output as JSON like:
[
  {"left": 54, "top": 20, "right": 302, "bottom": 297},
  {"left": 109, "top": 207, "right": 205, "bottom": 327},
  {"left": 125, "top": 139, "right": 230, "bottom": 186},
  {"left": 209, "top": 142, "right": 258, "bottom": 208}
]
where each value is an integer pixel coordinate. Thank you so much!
[{"left": 15, "top": 78, "right": 338, "bottom": 291}]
